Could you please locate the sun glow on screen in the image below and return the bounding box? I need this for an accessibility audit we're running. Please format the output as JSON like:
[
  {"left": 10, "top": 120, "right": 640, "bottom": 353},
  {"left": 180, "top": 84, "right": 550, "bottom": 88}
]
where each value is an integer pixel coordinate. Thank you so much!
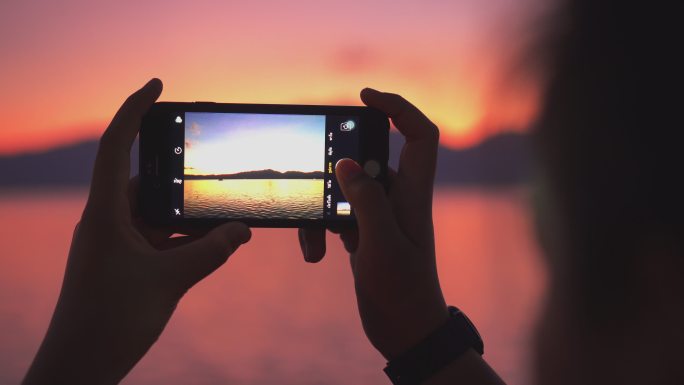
[{"left": 184, "top": 113, "right": 325, "bottom": 176}]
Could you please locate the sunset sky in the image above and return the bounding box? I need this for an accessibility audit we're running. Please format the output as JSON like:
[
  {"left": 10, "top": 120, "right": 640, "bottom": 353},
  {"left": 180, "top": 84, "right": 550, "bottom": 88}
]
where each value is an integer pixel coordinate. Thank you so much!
[
  {"left": 185, "top": 113, "right": 324, "bottom": 175},
  {"left": 0, "top": 0, "right": 549, "bottom": 155}
]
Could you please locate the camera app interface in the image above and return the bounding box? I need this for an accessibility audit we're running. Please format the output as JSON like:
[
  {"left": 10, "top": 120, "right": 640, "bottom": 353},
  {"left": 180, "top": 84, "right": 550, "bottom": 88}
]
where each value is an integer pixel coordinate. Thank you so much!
[{"left": 171, "top": 112, "right": 358, "bottom": 221}]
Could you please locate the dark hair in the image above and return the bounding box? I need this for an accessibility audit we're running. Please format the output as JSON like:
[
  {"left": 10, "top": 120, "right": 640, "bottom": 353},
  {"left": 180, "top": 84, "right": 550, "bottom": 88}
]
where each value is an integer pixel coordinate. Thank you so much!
[{"left": 534, "top": 0, "right": 683, "bottom": 323}]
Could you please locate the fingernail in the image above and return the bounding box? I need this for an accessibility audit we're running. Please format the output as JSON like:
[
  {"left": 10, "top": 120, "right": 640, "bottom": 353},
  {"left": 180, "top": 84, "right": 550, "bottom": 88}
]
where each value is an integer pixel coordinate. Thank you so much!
[
  {"left": 240, "top": 228, "right": 252, "bottom": 244},
  {"left": 237, "top": 224, "right": 252, "bottom": 244},
  {"left": 335, "top": 158, "right": 364, "bottom": 183}
]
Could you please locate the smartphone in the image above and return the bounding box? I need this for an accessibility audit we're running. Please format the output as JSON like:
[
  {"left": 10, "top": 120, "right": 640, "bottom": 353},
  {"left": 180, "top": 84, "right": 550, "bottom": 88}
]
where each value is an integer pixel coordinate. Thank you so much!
[{"left": 139, "top": 102, "right": 389, "bottom": 228}]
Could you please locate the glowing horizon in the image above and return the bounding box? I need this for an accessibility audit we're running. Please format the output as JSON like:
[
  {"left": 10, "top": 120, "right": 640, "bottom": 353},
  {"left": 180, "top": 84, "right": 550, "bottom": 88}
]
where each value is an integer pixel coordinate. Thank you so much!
[{"left": 0, "top": 0, "right": 548, "bottom": 155}]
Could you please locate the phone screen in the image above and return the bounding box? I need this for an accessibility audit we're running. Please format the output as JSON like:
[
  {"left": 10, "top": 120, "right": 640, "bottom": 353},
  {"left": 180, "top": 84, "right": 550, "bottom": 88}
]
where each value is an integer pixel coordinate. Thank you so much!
[
  {"left": 140, "top": 102, "right": 388, "bottom": 227},
  {"left": 169, "top": 111, "right": 360, "bottom": 222}
]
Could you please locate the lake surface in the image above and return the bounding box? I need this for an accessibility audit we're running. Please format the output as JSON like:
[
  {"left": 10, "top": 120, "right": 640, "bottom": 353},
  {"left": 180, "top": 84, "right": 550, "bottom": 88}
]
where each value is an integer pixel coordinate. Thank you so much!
[
  {"left": 185, "top": 179, "right": 324, "bottom": 220},
  {"left": 0, "top": 187, "right": 545, "bottom": 385}
]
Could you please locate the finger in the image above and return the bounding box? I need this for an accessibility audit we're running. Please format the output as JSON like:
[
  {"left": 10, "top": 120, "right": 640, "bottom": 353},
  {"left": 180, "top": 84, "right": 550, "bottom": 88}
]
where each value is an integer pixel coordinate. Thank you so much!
[
  {"left": 298, "top": 228, "right": 326, "bottom": 263},
  {"left": 71, "top": 222, "right": 81, "bottom": 243},
  {"left": 132, "top": 218, "right": 174, "bottom": 247},
  {"left": 385, "top": 166, "right": 399, "bottom": 195},
  {"left": 335, "top": 158, "right": 400, "bottom": 241},
  {"left": 128, "top": 175, "right": 141, "bottom": 216},
  {"left": 161, "top": 222, "right": 251, "bottom": 289},
  {"left": 166, "top": 225, "right": 213, "bottom": 238},
  {"left": 339, "top": 228, "right": 358, "bottom": 253},
  {"left": 340, "top": 229, "right": 360, "bottom": 273},
  {"left": 360, "top": 88, "right": 439, "bottom": 196},
  {"left": 154, "top": 235, "right": 201, "bottom": 250},
  {"left": 387, "top": 166, "right": 399, "bottom": 184},
  {"left": 87, "top": 78, "right": 163, "bottom": 217},
  {"left": 128, "top": 177, "right": 174, "bottom": 245}
]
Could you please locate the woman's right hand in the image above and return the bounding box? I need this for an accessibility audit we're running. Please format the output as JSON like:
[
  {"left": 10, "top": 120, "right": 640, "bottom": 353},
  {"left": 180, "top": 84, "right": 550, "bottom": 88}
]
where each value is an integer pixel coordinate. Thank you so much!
[{"left": 299, "top": 88, "right": 449, "bottom": 360}]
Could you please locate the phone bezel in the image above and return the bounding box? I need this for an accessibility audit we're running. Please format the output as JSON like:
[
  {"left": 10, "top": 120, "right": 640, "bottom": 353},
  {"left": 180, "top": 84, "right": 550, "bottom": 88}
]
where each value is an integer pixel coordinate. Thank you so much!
[{"left": 139, "top": 102, "right": 389, "bottom": 228}]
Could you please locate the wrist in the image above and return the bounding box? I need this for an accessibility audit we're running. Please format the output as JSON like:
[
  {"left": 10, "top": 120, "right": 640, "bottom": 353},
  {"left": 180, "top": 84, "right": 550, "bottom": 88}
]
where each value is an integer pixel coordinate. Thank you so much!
[
  {"left": 25, "top": 293, "right": 171, "bottom": 385},
  {"left": 364, "top": 295, "right": 450, "bottom": 360}
]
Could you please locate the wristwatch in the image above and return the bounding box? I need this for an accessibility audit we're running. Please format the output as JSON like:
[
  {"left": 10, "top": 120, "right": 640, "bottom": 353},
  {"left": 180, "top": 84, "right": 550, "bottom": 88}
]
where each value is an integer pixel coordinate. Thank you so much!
[{"left": 383, "top": 306, "right": 484, "bottom": 385}]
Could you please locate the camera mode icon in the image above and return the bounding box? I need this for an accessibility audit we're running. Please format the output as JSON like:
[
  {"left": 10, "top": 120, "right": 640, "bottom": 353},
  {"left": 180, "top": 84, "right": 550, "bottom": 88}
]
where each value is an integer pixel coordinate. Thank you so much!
[{"left": 340, "top": 120, "right": 355, "bottom": 131}]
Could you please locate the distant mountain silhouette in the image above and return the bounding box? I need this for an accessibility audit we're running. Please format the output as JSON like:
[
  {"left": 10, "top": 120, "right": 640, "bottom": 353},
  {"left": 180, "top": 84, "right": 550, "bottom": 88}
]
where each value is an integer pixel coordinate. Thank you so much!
[
  {"left": 0, "top": 132, "right": 532, "bottom": 187},
  {"left": 186, "top": 169, "right": 324, "bottom": 180},
  {"left": 0, "top": 140, "right": 139, "bottom": 187},
  {"left": 388, "top": 131, "right": 533, "bottom": 185}
]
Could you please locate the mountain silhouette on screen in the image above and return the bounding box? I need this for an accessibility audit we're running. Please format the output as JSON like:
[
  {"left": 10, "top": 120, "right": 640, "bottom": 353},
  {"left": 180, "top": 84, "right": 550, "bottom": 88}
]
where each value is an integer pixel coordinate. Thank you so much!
[{"left": 184, "top": 169, "right": 325, "bottom": 180}]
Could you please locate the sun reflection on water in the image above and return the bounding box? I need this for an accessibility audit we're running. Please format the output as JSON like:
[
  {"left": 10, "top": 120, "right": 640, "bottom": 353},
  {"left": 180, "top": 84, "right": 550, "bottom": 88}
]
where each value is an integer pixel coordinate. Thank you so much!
[{"left": 184, "top": 179, "right": 324, "bottom": 219}]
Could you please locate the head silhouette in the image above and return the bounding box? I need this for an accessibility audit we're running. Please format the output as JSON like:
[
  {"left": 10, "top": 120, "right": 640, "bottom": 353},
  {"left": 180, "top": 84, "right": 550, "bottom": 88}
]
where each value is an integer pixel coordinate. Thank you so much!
[{"left": 532, "top": 1, "right": 683, "bottom": 384}]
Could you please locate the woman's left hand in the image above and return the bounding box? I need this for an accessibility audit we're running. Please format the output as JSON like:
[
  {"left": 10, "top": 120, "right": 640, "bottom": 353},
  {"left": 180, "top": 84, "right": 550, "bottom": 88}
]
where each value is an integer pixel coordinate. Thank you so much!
[{"left": 24, "top": 79, "right": 252, "bottom": 385}]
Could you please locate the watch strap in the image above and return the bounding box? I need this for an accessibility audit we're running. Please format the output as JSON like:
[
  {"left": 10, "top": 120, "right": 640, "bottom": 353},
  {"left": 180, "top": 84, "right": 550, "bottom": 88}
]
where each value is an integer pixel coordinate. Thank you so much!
[{"left": 383, "top": 306, "right": 484, "bottom": 385}]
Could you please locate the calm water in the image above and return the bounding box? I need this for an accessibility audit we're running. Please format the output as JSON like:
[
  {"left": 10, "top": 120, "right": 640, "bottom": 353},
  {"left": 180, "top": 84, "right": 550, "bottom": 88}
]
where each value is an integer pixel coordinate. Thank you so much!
[
  {"left": 0, "top": 187, "right": 545, "bottom": 385},
  {"left": 185, "top": 179, "right": 324, "bottom": 220}
]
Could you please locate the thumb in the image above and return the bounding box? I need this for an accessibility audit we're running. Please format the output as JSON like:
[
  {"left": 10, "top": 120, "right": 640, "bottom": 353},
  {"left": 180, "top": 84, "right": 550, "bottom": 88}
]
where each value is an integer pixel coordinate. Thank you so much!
[
  {"left": 162, "top": 222, "right": 252, "bottom": 289},
  {"left": 335, "top": 158, "right": 398, "bottom": 239}
]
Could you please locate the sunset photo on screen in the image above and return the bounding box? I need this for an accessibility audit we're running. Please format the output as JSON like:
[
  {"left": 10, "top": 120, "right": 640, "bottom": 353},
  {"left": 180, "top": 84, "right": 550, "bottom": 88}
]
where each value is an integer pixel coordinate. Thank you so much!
[{"left": 183, "top": 112, "right": 325, "bottom": 219}]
